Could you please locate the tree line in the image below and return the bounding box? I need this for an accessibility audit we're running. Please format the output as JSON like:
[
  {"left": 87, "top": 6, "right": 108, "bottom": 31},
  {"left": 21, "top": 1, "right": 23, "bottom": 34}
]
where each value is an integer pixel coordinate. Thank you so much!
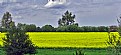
[
  {"left": 0, "top": 24, "right": 116, "bottom": 32},
  {"left": 0, "top": 11, "right": 117, "bottom": 32}
]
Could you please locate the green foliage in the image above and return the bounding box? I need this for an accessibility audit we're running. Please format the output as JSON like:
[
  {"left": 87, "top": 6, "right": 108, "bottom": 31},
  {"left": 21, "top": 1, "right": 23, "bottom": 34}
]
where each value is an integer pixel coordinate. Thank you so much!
[
  {"left": 0, "top": 48, "right": 107, "bottom": 55},
  {"left": 109, "top": 26, "right": 117, "bottom": 32},
  {"left": 58, "top": 10, "right": 76, "bottom": 27},
  {"left": 106, "top": 32, "right": 121, "bottom": 55},
  {"left": 66, "top": 25, "right": 80, "bottom": 32},
  {"left": 1, "top": 12, "right": 36, "bottom": 55},
  {"left": 17, "top": 23, "right": 26, "bottom": 30},
  {"left": 81, "top": 26, "right": 108, "bottom": 32},
  {"left": 56, "top": 24, "right": 80, "bottom": 32},
  {"left": 1, "top": 12, "right": 13, "bottom": 29},
  {"left": 36, "top": 27, "right": 41, "bottom": 32},
  {"left": 41, "top": 25, "right": 55, "bottom": 32},
  {"left": 17, "top": 23, "right": 36, "bottom": 32},
  {"left": 75, "top": 50, "right": 84, "bottom": 55},
  {"left": 98, "top": 26, "right": 109, "bottom": 32},
  {"left": 26, "top": 24, "right": 36, "bottom": 32},
  {"left": 56, "top": 26, "right": 68, "bottom": 32},
  {"left": 56, "top": 26, "right": 109, "bottom": 32},
  {"left": 0, "top": 27, "right": 7, "bottom": 32},
  {"left": 2, "top": 25, "right": 36, "bottom": 55}
]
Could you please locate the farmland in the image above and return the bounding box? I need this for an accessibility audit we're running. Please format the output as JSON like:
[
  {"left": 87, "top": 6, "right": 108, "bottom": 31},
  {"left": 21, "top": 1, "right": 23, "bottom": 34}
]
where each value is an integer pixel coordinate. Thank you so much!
[
  {"left": 0, "top": 48, "right": 107, "bottom": 55},
  {"left": 0, "top": 32, "right": 120, "bottom": 55},
  {"left": 0, "top": 32, "right": 119, "bottom": 48}
]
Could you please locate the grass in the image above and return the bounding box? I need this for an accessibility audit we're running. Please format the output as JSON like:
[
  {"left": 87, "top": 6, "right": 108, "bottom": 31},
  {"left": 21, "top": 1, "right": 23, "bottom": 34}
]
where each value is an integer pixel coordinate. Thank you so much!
[
  {"left": 0, "top": 48, "right": 107, "bottom": 55},
  {"left": 35, "top": 49, "right": 107, "bottom": 55}
]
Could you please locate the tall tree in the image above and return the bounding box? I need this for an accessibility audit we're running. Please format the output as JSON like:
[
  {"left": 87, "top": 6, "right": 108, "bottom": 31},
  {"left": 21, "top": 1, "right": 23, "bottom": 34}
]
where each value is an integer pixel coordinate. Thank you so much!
[
  {"left": 58, "top": 10, "right": 76, "bottom": 27},
  {"left": 1, "top": 12, "right": 13, "bottom": 29},
  {"left": 2, "top": 12, "right": 36, "bottom": 55}
]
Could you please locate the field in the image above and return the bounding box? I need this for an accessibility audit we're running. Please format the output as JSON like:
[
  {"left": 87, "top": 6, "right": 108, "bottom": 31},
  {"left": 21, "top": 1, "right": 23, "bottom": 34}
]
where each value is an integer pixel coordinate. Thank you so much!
[
  {"left": 26, "top": 49, "right": 107, "bottom": 55},
  {"left": 0, "top": 32, "right": 119, "bottom": 55},
  {"left": 0, "top": 33, "right": 5, "bottom": 46},
  {"left": 0, "top": 32, "right": 119, "bottom": 48},
  {"left": 28, "top": 32, "right": 119, "bottom": 48},
  {"left": 0, "top": 48, "right": 107, "bottom": 55}
]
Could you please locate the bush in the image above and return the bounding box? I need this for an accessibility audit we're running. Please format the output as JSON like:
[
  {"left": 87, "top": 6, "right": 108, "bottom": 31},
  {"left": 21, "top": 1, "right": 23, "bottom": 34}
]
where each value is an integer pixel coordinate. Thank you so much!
[{"left": 2, "top": 22, "right": 37, "bottom": 55}]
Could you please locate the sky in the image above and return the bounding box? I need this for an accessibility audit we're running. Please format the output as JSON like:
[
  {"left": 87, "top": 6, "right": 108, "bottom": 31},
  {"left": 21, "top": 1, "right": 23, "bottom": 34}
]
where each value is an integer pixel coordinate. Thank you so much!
[{"left": 0, "top": 0, "right": 121, "bottom": 27}]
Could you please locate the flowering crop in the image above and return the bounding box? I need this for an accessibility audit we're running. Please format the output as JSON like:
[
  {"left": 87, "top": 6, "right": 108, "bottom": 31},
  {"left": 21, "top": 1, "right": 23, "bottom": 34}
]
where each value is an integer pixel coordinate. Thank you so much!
[{"left": 0, "top": 32, "right": 119, "bottom": 48}]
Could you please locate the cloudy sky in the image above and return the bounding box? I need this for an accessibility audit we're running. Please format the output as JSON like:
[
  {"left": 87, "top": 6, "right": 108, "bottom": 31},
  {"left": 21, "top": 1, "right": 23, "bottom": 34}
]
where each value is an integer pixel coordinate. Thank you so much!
[{"left": 0, "top": 0, "right": 121, "bottom": 27}]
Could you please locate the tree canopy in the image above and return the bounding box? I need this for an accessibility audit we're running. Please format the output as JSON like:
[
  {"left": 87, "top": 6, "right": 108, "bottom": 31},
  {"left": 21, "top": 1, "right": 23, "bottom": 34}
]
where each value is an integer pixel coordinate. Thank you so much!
[
  {"left": 41, "top": 25, "right": 55, "bottom": 32},
  {"left": 58, "top": 10, "right": 76, "bottom": 27},
  {"left": 2, "top": 12, "right": 36, "bottom": 55},
  {"left": 1, "top": 12, "right": 13, "bottom": 29}
]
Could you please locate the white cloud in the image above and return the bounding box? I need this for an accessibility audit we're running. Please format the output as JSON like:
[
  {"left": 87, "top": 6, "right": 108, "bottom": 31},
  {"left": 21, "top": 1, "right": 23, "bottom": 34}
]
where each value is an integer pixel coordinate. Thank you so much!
[
  {"left": 10, "top": 0, "right": 16, "bottom": 2},
  {"left": 0, "top": 0, "right": 17, "bottom": 3},
  {"left": 12, "top": 16, "right": 22, "bottom": 19},
  {"left": 44, "top": 0, "right": 67, "bottom": 8},
  {"left": 0, "top": 0, "right": 4, "bottom": 3}
]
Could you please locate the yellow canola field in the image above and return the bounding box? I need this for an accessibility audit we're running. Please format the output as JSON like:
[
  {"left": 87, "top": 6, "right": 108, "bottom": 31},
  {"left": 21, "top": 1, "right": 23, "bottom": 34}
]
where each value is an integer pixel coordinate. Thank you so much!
[
  {"left": 0, "top": 33, "right": 6, "bottom": 46},
  {"left": 0, "top": 32, "right": 119, "bottom": 48}
]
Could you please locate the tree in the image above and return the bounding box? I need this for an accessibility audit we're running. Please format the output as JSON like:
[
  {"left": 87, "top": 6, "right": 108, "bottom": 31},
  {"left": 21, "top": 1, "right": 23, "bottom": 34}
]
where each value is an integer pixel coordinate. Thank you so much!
[
  {"left": 0, "top": 27, "right": 2, "bottom": 32},
  {"left": 36, "top": 27, "right": 41, "bottom": 32},
  {"left": 25, "top": 24, "right": 36, "bottom": 32},
  {"left": 109, "top": 26, "right": 118, "bottom": 32},
  {"left": 58, "top": 19, "right": 63, "bottom": 27},
  {"left": 57, "top": 10, "right": 80, "bottom": 32},
  {"left": 98, "top": 26, "right": 108, "bottom": 32},
  {"left": 91, "top": 26, "right": 99, "bottom": 32},
  {"left": 56, "top": 26, "right": 68, "bottom": 32},
  {"left": 81, "top": 26, "right": 90, "bottom": 32},
  {"left": 66, "top": 25, "right": 80, "bottom": 32},
  {"left": 17, "top": 23, "right": 26, "bottom": 30},
  {"left": 2, "top": 12, "right": 36, "bottom": 55},
  {"left": 17, "top": 23, "right": 37, "bottom": 32},
  {"left": 1, "top": 12, "right": 13, "bottom": 29},
  {"left": 3, "top": 24, "right": 36, "bottom": 55},
  {"left": 58, "top": 10, "right": 76, "bottom": 27},
  {"left": 41, "top": 25, "right": 55, "bottom": 32}
]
